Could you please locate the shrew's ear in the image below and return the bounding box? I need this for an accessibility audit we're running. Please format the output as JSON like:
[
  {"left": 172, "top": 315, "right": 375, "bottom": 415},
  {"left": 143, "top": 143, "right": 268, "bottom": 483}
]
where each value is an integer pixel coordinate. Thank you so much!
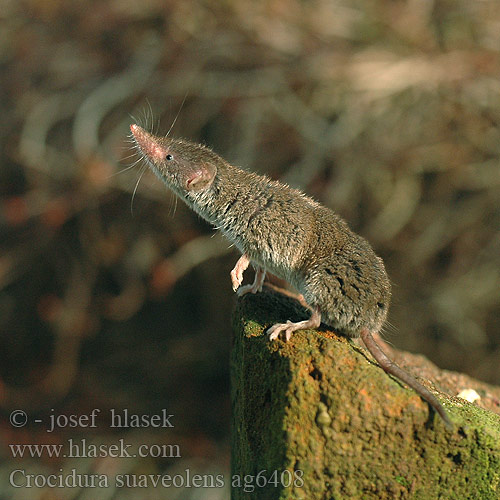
[{"left": 186, "top": 163, "right": 217, "bottom": 191}]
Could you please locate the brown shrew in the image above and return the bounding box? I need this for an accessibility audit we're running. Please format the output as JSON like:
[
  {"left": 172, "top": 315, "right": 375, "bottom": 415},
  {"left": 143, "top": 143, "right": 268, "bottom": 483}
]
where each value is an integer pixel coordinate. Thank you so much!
[{"left": 129, "top": 123, "right": 452, "bottom": 429}]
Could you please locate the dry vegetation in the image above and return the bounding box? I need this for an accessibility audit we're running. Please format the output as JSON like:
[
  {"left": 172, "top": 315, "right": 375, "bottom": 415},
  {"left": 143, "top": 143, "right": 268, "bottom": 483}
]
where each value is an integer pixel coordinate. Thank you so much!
[{"left": 0, "top": 0, "right": 499, "bottom": 497}]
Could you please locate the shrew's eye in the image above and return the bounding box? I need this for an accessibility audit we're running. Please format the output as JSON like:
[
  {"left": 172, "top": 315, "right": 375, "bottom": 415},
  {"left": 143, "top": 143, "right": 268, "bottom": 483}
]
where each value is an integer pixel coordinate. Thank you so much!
[{"left": 166, "top": 154, "right": 173, "bottom": 161}]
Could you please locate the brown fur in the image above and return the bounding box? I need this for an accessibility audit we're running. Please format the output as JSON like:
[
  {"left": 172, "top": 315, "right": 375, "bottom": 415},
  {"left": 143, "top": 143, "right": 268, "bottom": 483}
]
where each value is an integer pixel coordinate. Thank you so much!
[{"left": 130, "top": 124, "right": 452, "bottom": 429}]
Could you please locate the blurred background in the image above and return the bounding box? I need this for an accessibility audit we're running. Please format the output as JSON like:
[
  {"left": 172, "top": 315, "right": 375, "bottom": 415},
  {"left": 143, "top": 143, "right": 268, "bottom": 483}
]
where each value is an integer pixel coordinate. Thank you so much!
[{"left": 1, "top": 0, "right": 499, "bottom": 497}]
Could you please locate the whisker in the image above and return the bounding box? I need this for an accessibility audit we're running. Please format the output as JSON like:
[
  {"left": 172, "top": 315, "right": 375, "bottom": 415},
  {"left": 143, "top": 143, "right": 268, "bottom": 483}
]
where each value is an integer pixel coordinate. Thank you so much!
[
  {"left": 172, "top": 194, "right": 178, "bottom": 217},
  {"left": 130, "top": 164, "right": 149, "bottom": 216},
  {"left": 135, "top": 106, "right": 149, "bottom": 132},
  {"left": 109, "top": 159, "right": 142, "bottom": 179},
  {"left": 120, "top": 151, "right": 139, "bottom": 161},
  {"left": 146, "top": 98, "right": 154, "bottom": 133},
  {"left": 155, "top": 113, "right": 161, "bottom": 136},
  {"left": 128, "top": 112, "right": 140, "bottom": 125},
  {"left": 166, "top": 91, "right": 188, "bottom": 138}
]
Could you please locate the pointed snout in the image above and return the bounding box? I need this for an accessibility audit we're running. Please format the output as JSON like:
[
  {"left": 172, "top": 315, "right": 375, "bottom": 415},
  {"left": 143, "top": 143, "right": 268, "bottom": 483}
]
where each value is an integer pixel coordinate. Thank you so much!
[{"left": 130, "top": 124, "right": 167, "bottom": 163}]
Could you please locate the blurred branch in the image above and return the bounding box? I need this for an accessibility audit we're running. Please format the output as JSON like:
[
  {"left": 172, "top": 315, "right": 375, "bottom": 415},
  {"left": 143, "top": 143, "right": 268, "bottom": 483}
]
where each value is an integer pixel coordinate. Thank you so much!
[
  {"left": 73, "top": 33, "right": 164, "bottom": 161},
  {"left": 2, "top": 263, "right": 95, "bottom": 411},
  {"left": 151, "top": 233, "right": 233, "bottom": 294}
]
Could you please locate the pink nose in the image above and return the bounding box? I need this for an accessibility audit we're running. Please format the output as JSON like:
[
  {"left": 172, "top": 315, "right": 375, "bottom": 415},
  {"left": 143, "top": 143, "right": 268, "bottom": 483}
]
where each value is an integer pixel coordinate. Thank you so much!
[{"left": 130, "top": 125, "right": 167, "bottom": 163}]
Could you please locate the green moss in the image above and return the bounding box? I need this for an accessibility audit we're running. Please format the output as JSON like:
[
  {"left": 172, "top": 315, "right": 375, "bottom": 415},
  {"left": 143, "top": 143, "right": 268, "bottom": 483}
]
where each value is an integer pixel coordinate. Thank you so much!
[
  {"left": 231, "top": 290, "right": 500, "bottom": 500},
  {"left": 395, "top": 476, "right": 410, "bottom": 488}
]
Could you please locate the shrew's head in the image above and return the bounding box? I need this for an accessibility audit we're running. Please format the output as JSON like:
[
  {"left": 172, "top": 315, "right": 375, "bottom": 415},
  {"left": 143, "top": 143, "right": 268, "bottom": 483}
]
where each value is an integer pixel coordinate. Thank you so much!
[{"left": 130, "top": 124, "right": 217, "bottom": 193}]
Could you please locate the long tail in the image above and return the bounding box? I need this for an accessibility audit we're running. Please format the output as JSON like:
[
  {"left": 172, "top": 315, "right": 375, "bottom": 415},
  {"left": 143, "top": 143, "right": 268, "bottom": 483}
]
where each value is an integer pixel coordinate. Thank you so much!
[{"left": 360, "top": 329, "right": 453, "bottom": 430}]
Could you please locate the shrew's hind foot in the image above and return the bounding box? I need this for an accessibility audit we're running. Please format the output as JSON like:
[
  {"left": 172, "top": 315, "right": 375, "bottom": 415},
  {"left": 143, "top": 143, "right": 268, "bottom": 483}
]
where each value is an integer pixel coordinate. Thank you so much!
[
  {"left": 230, "top": 254, "right": 250, "bottom": 292},
  {"left": 268, "top": 307, "right": 321, "bottom": 342},
  {"left": 237, "top": 267, "right": 266, "bottom": 297}
]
